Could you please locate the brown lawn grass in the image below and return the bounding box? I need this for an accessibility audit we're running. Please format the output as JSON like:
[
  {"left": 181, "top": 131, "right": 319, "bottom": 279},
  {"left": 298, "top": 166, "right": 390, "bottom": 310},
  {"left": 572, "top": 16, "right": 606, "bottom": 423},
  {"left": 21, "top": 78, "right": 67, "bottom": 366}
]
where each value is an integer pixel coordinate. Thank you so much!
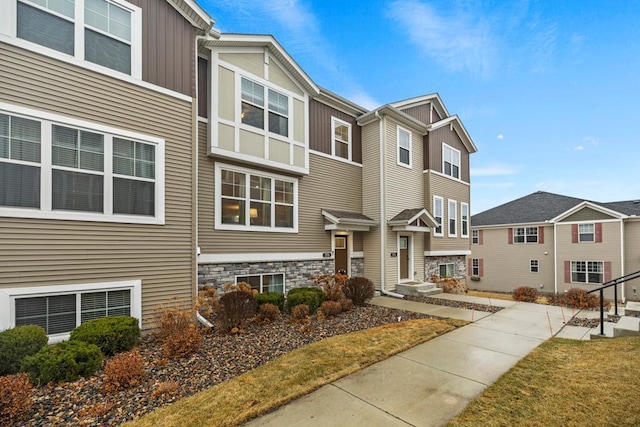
[
  {"left": 125, "top": 317, "right": 462, "bottom": 427},
  {"left": 467, "top": 290, "right": 548, "bottom": 304},
  {"left": 447, "top": 336, "right": 640, "bottom": 427}
]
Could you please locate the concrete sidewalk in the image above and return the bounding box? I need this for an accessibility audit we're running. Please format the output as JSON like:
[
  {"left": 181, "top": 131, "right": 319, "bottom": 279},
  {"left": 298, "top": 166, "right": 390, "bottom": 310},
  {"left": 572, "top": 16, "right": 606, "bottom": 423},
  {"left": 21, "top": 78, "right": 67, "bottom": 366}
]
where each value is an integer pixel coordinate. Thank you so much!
[{"left": 244, "top": 296, "right": 594, "bottom": 427}]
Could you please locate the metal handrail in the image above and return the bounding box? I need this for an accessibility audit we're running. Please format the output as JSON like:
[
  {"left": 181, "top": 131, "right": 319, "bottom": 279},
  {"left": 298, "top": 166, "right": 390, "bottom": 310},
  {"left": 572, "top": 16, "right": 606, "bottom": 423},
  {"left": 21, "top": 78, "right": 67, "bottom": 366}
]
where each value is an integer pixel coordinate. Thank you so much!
[{"left": 587, "top": 270, "right": 640, "bottom": 336}]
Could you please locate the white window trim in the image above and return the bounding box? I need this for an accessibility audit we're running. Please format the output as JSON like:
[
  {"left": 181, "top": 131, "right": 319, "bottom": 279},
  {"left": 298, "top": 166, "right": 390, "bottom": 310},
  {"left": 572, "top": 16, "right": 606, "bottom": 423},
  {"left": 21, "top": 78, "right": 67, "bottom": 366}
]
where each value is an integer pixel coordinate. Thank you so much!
[
  {"left": 530, "top": 259, "right": 539, "bottom": 273},
  {"left": 471, "top": 229, "right": 479, "bottom": 244},
  {"left": 570, "top": 260, "right": 604, "bottom": 284},
  {"left": 442, "top": 143, "right": 461, "bottom": 179},
  {"left": 238, "top": 76, "right": 292, "bottom": 141},
  {"left": 578, "top": 223, "right": 595, "bottom": 243},
  {"left": 331, "top": 117, "right": 351, "bottom": 161},
  {"left": 461, "top": 202, "right": 469, "bottom": 238},
  {"left": 0, "top": 279, "right": 142, "bottom": 343},
  {"left": 514, "top": 226, "right": 538, "bottom": 244},
  {"left": 0, "top": 102, "right": 165, "bottom": 224},
  {"left": 471, "top": 258, "right": 480, "bottom": 276},
  {"left": 448, "top": 199, "right": 457, "bottom": 237},
  {"left": 396, "top": 126, "right": 412, "bottom": 168},
  {"left": 1, "top": 0, "right": 143, "bottom": 80},
  {"left": 438, "top": 262, "right": 455, "bottom": 278},
  {"left": 215, "top": 162, "right": 298, "bottom": 233},
  {"left": 433, "top": 195, "right": 443, "bottom": 237},
  {"left": 235, "top": 273, "right": 285, "bottom": 294}
]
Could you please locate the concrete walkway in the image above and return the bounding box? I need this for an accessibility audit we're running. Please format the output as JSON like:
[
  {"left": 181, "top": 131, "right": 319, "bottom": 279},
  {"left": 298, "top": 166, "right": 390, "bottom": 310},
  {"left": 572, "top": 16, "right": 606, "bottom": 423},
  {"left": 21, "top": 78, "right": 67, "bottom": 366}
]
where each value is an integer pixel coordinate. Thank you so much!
[{"left": 244, "top": 296, "right": 595, "bottom": 427}]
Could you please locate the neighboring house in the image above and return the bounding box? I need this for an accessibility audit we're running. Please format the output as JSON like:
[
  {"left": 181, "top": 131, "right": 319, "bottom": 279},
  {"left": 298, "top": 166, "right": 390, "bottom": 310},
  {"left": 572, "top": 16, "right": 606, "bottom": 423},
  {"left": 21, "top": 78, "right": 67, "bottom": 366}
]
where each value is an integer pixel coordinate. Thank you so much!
[
  {"left": 469, "top": 191, "right": 640, "bottom": 301},
  {"left": 0, "top": 0, "right": 213, "bottom": 340},
  {"left": 196, "top": 34, "right": 477, "bottom": 294}
]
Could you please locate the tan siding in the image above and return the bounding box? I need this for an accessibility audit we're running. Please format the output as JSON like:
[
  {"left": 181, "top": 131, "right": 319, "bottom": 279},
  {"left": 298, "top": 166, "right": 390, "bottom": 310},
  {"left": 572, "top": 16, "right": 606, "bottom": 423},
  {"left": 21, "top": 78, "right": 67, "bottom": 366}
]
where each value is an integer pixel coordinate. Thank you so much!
[
  {"left": 426, "top": 172, "right": 471, "bottom": 252},
  {"left": 0, "top": 42, "right": 195, "bottom": 326},
  {"left": 353, "top": 232, "right": 363, "bottom": 252},
  {"left": 268, "top": 61, "right": 303, "bottom": 96},
  {"left": 309, "top": 99, "right": 362, "bottom": 163},
  {"left": 219, "top": 53, "right": 264, "bottom": 78},
  {"left": 561, "top": 207, "right": 616, "bottom": 222},
  {"left": 427, "top": 125, "right": 470, "bottom": 182},
  {"left": 197, "top": 149, "right": 362, "bottom": 254},
  {"left": 469, "top": 227, "right": 554, "bottom": 293},
  {"left": 624, "top": 220, "right": 640, "bottom": 299},
  {"left": 128, "top": 0, "right": 195, "bottom": 96},
  {"left": 218, "top": 66, "right": 235, "bottom": 121},
  {"left": 293, "top": 99, "right": 305, "bottom": 143},
  {"left": 361, "top": 122, "right": 381, "bottom": 286}
]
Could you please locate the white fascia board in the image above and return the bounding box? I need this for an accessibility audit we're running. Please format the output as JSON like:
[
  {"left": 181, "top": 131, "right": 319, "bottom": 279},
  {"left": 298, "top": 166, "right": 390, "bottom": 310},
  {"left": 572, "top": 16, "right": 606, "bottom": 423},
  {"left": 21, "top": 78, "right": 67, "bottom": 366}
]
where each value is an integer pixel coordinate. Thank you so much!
[
  {"left": 198, "top": 252, "right": 332, "bottom": 264},
  {"left": 391, "top": 225, "right": 431, "bottom": 233},
  {"left": 470, "top": 222, "right": 551, "bottom": 229},
  {"left": 166, "top": 0, "right": 214, "bottom": 31},
  {"left": 325, "top": 223, "right": 373, "bottom": 232},
  {"left": 424, "top": 250, "right": 472, "bottom": 256},
  {"left": 390, "top": 93, "right": 450, "bottom": 118},
  {"left": 549, "top": 201, "right": 628, "bottom": 223},
  {"left": 316, "top": 88, "right": 368, "bottom": 116},
  {"left": 428, "top": 115, "right": 477, "bottom": 153}
]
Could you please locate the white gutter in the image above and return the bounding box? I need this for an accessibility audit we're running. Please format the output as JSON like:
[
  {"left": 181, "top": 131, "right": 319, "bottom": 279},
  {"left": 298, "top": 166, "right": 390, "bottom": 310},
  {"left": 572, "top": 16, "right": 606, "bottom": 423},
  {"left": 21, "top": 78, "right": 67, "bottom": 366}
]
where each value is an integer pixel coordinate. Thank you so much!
[
  {"left": 620, "top": 219, "right": 625, "bottom": 302},
  {"left": 375, "top": 111, "right": 403, "bottom": 299}
]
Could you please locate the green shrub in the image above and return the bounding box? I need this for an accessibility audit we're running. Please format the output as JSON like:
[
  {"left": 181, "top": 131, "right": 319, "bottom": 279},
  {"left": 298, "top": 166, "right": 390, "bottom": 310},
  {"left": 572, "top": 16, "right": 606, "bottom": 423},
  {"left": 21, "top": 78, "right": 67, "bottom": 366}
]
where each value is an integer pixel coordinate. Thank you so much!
[
  {"left": 286, "top": 287, "right": 324, "bottom": 314},
  {"left": 70, "top": 316, "right": 140, "bottom": 356},
  {"left": 512, "top": 286, "right": 539, "bottom": 302},
  {"left": 0, "top": 325, "right": 48, "bottom": 376},
  {"left": 343, "top": 277, "right": 375, "bottom": 306},
  {"left": 256, "top": 292, "right": 285, "bottom": 311},
  {"left": 21, "top": 340, "right": 103, "bottom": 385}
]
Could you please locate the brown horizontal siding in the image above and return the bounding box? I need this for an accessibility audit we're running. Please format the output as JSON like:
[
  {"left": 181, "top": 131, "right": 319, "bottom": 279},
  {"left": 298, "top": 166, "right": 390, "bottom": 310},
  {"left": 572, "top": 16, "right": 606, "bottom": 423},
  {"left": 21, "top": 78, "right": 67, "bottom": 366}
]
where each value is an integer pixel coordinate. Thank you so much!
[
  {"left": 426, "top": 125, "right": 470, "bottom": 182},
  {"left": 0, "top": 42, "right": 195, "bottom": 326},
  {"left": 309, "top": 99, "right": 362, "bottom": 163}
]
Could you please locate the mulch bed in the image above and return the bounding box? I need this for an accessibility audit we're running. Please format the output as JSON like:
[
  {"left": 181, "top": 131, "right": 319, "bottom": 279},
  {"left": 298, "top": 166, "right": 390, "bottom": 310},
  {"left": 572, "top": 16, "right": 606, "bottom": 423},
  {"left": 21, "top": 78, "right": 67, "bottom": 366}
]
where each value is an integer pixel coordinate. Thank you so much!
[
  {"left": 23, "top": 304, "right": 433, "bottom": 427},
  {"left": 404, "top": 295, "right": 504, "bottom": 313}
]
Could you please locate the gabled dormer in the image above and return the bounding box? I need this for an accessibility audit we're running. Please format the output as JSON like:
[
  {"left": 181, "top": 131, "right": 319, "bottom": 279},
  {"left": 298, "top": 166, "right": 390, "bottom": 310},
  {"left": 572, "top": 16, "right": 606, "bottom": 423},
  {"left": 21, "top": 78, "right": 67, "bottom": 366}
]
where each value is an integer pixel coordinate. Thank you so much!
[{"left": 203, "top": 34, "right": 319, "bottom": 175}]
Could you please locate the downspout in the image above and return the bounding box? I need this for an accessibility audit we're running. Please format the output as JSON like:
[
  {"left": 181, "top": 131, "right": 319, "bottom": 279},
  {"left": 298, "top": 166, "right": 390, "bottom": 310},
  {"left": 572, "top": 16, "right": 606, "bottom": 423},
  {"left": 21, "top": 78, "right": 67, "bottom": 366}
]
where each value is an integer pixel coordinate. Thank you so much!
[
  {"left": 375, "top": 110, "right": 404, "bottom": 298},
  {"left": 194, "top": 27, "right": 214, "bottom": 328},
  {"left": 620, "top": 219, "right": 625, "bottom": 303},
  {"left": 553, "top": 221, "right": 558, "bottom": 294}
]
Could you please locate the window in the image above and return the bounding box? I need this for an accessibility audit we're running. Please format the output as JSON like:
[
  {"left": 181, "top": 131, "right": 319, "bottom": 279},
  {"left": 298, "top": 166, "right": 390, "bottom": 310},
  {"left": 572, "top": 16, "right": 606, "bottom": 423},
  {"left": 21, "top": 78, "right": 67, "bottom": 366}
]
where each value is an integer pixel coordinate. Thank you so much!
[
  {"left": 530, "top": 259, "right": 539, "bottom": 273},
  {"left": 13, "top": 0, "right": 141, "bottom": 76},
  {"left": 397, "top": 126, "right": 411, "bottom": 167},
  {"left": 461, "top": 202, "right": 469, "bottom": 238},
  {"left": 433, "top": 196, "right": 443, "bottom": 236},
  {"left": 514, "top": 227, "right": 538, "bottom": 243},
  {"left": 332, "top": 117, "right": 351, "bottom": 160},
  {"left": 0, "top": 104, "right": 163, "bottom": 224},
  {"left": 443, "top": 143, "right": 460, "bottom": 179},
  {"left": 448, "top": 200, "right": 457, "bottom": 237},
  {"left": 471, "top": 258, "right": 480, "bottom": 276},
  {"left": 236, "top": 274, "right": 284, "bottom": 293},
  {"left": 217, "top": 163, "right": 297, "bottom": 232},
  {"left": 578, "top": 223, "right": 595, "bottom": 242},
  {"left": 472, "top": 230, "right": 479, "bottom": 244},
  {"left": 3, "top": 280, "right": 140, "bottom": 341},
  {"left": 439, "top": 263, "right": 455, "bottom": 278},
  {"left": 240, "top": 78, "right": 289, "bottom": 137},
  {"left": 571, "top": 261, "right": 603, "bottom": 284}
]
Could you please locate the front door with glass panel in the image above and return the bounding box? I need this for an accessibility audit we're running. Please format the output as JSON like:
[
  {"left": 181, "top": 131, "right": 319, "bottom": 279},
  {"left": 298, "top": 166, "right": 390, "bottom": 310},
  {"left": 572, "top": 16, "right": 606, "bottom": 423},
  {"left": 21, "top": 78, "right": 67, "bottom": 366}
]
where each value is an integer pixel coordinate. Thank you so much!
[{"left": 399, "top": 236, "right": 410, "bottom": 280}]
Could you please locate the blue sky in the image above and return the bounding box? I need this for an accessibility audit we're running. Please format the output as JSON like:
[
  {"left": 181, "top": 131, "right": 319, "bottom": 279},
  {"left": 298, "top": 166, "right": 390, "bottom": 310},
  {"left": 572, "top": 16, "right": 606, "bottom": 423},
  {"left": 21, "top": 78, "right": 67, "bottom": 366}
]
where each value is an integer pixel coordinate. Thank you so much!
[{"left": 201, "top": 0, "right": 640, "bottom": 214}]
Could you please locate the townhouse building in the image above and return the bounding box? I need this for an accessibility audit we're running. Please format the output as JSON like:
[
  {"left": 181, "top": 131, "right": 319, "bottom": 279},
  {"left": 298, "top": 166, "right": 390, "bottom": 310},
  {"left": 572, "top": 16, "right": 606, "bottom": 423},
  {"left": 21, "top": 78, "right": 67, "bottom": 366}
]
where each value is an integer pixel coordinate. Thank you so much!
[{"left": 469, "top": 191, "right": 640, "bottom": 301}]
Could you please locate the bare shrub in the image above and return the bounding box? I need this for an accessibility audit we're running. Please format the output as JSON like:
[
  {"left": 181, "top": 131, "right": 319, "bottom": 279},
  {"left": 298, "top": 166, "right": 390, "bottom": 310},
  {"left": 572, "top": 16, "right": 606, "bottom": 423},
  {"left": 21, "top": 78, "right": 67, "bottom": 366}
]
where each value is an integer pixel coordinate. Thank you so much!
[
  {"left": 153, "top": 298, "right": 203, "bottom": 359},
  {"left": 319, "top": 300, "right": 343, "bottom": 318},
  {"left": 291, "top": 304, "right": 310, "bottom": 323},
  {"left": 0, "top": 373, "right": 33, "bottom": 424},
  {"left": 431, "top": 275, "right": 468, "bottom": 294},
  {"left": 512, "top": 286, "right": 539, "bottom": 302},
  {"left": 253, "top": 303, "right": 281, "bottom": 324},
  {"left": 312, "top": 274, "right": 347, "bottom": 302},
  {"left": 217, "top": 287, "right": 257, "bottom": 332},
  {"left": 343, "top": 277, "right": 375, "bottom": 306},
  {"left": 152, "top": 380, "right": 179, "bottom": 398},
  {"left": 340, "top": 298, "right": 354, "bottom": 312},
  {"left": 102, "top": 349, "right": 146, "bottom": 392}
]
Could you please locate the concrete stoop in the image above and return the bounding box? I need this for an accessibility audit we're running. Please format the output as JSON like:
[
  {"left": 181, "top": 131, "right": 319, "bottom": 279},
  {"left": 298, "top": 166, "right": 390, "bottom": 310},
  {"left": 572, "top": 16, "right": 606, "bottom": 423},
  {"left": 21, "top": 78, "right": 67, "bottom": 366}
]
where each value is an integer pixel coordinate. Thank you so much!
[
  {"left": 590, "top": 302, "right": 640, "bottom": 339},
  {"left": 396, "top": 281, "right": 443, "bottom": 297},
  {"left": 624, "top": 301, "right": 640, "bottom": 317}
]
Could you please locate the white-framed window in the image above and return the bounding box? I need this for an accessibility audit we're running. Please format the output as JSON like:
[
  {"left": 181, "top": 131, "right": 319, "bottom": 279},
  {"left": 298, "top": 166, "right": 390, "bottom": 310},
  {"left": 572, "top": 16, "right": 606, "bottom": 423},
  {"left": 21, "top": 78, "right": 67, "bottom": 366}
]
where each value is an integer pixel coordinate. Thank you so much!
[
  {"left": 0, "top": 103, "right": 164, "bottom": 224},
  {"left": 530, "top": 259, "right": 539, "bottom": 273},
  {"left": 236, "top": 273, "right": 284, "bottom": 294},
  {"left": 461, "top": 202, "right": 469, "bottom": 238},
  {"left": 571, "top": 261, "right": 603, "bottom": 284},
  {"left": 7, "top": 0, "right": 142, "bottom": 77},
  {"left": 439, "top": 263, "right": 455, "bottom": 278},
  {"left": 215, "top": 163, "right": 297, "bottom": 232},
  {"left": 471, "top": 258, "right": 480, "bottom": 276},
  {"left": 448, "top": 199, "right": 457, "bottom": 237},
  {"left": 578, "top": 223, "right": 595, "bottom": 242},
  {"left": 331, "top": 117, "right": 351, "bottom": 161},
  {"left": 433, "top": 196, "right": 443, "bottom": 236},
  {"left": 514, "top": 227, "right": 538, "bottom": 243},
  {"left": 241, "top": 77, "right": 289, "bottom": 137},
  {"left": 397, "top": 126, "right": 412, "bottom": 167},
  {"left": 472, "top": 229, "right": 479, "bottom": 244},
  {"left": 0, "top": 280, "right": 141, "bottom": 343},
  {"left": 442, "top": 143, "right": 460, "bottom": 179}
]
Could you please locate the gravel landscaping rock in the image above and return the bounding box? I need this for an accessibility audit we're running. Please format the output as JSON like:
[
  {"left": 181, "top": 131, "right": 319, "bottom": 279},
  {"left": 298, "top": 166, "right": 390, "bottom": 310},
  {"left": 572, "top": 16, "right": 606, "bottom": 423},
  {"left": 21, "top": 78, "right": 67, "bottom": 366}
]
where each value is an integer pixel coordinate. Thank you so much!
[
  {"left": 22, "top": 305, "right": 433, "bottom": 426},
  {"left": 405, "top": 295, "right": 504, "bottom": 313}
]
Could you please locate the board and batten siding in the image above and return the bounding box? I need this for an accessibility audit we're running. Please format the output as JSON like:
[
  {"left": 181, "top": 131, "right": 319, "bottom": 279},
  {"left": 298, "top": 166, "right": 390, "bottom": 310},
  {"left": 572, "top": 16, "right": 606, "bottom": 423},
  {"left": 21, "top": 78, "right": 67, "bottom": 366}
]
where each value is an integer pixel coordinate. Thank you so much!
[
  {"left": 128, "top": 0, "right": 196, "bottom": 96},
  {"left": 197, "top": 131, "right": 362, "bottom": 254},
  {"left": 424, "top": 172, "right": 471, "bottom": 252},
  {"left": 0, "top": 42, "right": 196, "bottom": 325},
  {"left": 468, "top": 226, "right": 554, "bottom": 293},
  {"left": 401, "top": 104, "right": 432, "bottom": 125},
  {"left": 309, "top": 99, "right": 362, "bottom": 163},
  {"left": 425, "top": 125, "right": 470, "bottom": 183}
]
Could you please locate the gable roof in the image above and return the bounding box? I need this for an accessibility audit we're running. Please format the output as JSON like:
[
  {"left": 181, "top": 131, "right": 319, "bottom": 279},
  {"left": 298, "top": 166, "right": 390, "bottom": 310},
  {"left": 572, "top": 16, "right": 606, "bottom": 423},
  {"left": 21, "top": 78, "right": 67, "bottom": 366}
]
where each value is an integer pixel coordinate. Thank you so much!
[
  {"left": 471, "top": 191, "right": 640, "bottom": 227},
  {"left": 388, "top": 208, "right": 438, "bottom": 231},
  {"left": 321, "top": 209, "right": 377, "bottom": 231},
  {"left": 167, "top": 0, "right": 214, "bottom": 31},
  {"left": 390, "top": 93, "right": 449, "bottom": 121}
]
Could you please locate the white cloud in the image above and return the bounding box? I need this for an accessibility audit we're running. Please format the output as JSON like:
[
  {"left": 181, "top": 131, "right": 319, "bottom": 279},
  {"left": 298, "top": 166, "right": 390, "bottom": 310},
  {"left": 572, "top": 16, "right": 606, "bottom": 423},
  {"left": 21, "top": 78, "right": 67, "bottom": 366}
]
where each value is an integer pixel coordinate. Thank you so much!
[
  {"left": 583, "top": 136, "right": 600, "bottom": 146},
  {"left": 386, "top": 0, "right": 497, "bottom": 77},
  {"left": 574, "top": 145, "right": 584, "bottom": 151},
  {"left": 497, "top": 134, "right": 504, "bottom": 140}
]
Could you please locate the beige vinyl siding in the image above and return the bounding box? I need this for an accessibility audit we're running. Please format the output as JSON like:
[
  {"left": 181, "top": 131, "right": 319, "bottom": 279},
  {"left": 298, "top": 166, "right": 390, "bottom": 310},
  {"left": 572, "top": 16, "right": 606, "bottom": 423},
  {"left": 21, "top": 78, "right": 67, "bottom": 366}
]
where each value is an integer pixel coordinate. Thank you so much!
[
  {"left": 217, "top": 66, "right": 235, "bottom": 121},
  {"left": 425, "top": 172, "right": 470, "bottom": 252},
  {"left": 219, "top": 53, "right": 264, "bottom": 78},
  {"left": 0, "top": 43, "right": 195, "bottom": 325},
  {"left": 197, "top": 142, "right": 362, "bottom": 253},
  {"left": 353, "top": 232, "right": 363, "bottom": 252},
  {"left": 293, "top": 99, "right": 305, "bottom": 143},
  {"left": 624, "top": 220, "right": 640, "bottom": 299},
  {"left": 426, "top": 125, "right": 470, "bottom": 183},
  {"left": 560, "top": 208, "right": 616, "bottom": 222},
  {"left": 556, "top": 221, "right": 622, "bottom": 297},
  {"left": 469, "top": 226, "right": 554, "bottom": 293},
  {"left": 361, "top": 121, "right": 381, "bottom": 287},
  {"left": 268, "top": 61, "right": 303, "bottom": 96}
]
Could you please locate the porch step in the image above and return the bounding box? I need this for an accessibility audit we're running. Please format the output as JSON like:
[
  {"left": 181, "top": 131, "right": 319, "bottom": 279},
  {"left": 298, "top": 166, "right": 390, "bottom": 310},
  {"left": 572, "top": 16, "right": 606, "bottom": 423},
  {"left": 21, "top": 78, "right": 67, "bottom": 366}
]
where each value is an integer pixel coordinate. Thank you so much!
[
  {"left": 624, "top": 301, "right": 640, "bottom": 318},
  {"left": 396, "top": 282, "right": 442, "bottom": 297},
  {"left": 590, "top": 315, "right": 640, "bottom": 339}
]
